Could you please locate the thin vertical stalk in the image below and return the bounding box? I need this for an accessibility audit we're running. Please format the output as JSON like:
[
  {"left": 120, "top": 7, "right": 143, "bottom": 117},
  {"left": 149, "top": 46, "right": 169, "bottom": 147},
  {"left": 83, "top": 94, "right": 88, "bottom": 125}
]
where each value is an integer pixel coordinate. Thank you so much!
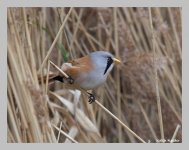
[
  {"left": 148, "top": 7, "right": 164, "bottom": 141},
  {"left": 113, "top": 8, "right": 122, "bottom": 142}
]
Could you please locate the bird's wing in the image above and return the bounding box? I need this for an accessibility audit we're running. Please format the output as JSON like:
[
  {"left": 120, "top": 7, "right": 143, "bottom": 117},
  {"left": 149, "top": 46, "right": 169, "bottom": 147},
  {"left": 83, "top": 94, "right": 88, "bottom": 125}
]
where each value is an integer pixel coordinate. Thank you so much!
[{"left": 62, "top": 55, "right": 94, "bottom": 79}]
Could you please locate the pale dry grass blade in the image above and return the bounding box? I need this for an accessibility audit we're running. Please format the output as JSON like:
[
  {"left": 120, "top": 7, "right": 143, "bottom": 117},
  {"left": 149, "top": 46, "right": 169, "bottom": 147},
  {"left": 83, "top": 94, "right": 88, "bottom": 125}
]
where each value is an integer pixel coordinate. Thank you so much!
[
  {"left": 149, "top": 7, "right": 164, "bottom": 141},
  {"left": 137, "top": 101, "right": 158, "bottom": 140},
  {"left": 49, "top": 60, "right": 69, "bottom": 78},
  {"left": 7, "top": 100, "right": 22, "bottom": 142},
  {"left": 168, "top": 8, "right": 181, "bottom": 58},
  {"left": 113, "top": 8, "right": 122, "bottom": 142},
  {"left": 57, "top": 121, "right": 63, "bottom": 142},
  {"left": 94, "top": 100, "right": 146, "bottom": 143},
  {"left": 64, "top": 126, "right": 78, "bottom": 143},
  {"left": 52, "top": 124, "right": 78, "bottom": 143},
  {"left": 22, "top": 8, "right": 38, "bottom": 84},
  {"left": 50, "top": 92, "right": 100, "bottom": 134},
  {"left": 170, "top": 124, "right": 181, "bottom": 143}
]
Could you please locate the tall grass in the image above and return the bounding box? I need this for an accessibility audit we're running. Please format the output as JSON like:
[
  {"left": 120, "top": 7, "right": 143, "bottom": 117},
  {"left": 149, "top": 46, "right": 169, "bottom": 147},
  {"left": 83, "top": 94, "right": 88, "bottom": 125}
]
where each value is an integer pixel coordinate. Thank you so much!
[{"left": 7, "top": 7, "right": 182, "bottom": 143}]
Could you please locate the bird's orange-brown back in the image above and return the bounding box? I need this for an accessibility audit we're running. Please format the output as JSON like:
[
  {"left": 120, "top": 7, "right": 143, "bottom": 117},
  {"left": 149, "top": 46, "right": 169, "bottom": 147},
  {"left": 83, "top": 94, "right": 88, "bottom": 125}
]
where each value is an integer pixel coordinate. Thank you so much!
[{"left": 63, "top": 55, "right": 94, "bottom": 79}]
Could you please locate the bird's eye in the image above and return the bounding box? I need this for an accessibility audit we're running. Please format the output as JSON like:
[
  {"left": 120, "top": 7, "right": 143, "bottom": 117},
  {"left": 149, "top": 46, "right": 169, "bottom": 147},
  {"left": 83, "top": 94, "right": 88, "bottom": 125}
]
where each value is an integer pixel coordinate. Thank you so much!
[{"left": 107, "top": 57, "right": 112, "bottom": 63}]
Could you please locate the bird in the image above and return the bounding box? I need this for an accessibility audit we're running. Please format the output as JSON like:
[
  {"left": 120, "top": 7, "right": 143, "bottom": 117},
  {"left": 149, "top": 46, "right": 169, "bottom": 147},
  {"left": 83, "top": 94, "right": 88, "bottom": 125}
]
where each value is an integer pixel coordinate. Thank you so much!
[{"left": 48, "top": 51, "right": 121, "bottom": 103}]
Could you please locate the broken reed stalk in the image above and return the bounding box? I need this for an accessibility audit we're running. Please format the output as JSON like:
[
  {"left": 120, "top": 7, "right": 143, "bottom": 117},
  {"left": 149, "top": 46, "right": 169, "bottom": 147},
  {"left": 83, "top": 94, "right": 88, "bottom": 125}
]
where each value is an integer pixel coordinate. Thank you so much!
[{"left": 148, "top": 8, "right": 164, "bottom": 140}]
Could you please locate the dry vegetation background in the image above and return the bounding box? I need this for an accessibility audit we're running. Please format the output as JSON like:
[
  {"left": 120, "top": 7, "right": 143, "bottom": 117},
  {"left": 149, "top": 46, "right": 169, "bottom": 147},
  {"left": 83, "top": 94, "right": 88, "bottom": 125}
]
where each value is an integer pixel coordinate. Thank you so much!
[{"left": 7, "top": 7, "right": 182, "bottom": 143}]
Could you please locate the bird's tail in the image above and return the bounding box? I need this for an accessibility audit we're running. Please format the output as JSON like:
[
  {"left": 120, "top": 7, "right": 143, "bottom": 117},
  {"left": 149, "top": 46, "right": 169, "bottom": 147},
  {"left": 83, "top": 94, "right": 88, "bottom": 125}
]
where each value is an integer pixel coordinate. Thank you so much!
[
  {"left": 38, "top": 72, "right": 64, "bottom": 84},
  {"left": 51, "top": 75, "right": 64, "bottom": 83}
]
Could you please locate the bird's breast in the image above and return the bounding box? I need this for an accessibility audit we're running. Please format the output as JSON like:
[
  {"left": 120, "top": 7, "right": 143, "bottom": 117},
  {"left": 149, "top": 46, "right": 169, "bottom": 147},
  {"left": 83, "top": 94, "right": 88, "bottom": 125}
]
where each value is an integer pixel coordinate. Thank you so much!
[{"left": 74, "top": 71, "right": 107, "bottom": 90}]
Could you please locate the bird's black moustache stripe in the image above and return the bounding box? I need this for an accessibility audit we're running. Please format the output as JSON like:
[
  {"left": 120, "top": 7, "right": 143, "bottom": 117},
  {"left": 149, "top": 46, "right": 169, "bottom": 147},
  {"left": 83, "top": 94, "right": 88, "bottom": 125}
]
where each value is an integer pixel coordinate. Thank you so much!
[{"left": 104, "top": 57, "right": 113, "bottom": 75}]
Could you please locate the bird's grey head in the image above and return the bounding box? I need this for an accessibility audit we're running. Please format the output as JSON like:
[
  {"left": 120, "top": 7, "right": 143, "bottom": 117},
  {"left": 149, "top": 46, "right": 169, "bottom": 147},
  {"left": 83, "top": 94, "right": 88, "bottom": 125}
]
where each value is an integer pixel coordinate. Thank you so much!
[{"left": 89, "top": 51, "right": 115, "bottom": 76}]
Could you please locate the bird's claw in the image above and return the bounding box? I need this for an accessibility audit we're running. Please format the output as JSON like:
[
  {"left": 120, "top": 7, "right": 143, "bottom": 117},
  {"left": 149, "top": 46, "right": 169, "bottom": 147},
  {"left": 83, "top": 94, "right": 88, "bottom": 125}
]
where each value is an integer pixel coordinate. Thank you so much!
[
  {"left": 88, "top": 93, "right": 95, "bottom": 104},
  {"left": 67, "top": 76, "right": 74, "bottom": 84}
]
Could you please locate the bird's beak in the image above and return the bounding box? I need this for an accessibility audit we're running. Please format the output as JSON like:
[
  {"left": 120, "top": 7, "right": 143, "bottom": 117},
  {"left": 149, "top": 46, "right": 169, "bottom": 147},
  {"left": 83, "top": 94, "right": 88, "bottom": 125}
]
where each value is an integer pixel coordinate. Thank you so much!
[{"left": 113, "top": 58, "right": 121, "bottom": 64}]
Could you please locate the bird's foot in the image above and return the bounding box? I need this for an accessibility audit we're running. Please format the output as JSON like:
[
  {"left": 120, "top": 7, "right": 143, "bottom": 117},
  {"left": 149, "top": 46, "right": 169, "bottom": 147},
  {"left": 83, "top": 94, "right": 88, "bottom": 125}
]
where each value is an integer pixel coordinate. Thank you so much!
[
  {"left": 67, "top": 76, "right": 74, "bottom": 84},
  {"left": 87, "top": 92, "right": 95, "bottom": 104}
]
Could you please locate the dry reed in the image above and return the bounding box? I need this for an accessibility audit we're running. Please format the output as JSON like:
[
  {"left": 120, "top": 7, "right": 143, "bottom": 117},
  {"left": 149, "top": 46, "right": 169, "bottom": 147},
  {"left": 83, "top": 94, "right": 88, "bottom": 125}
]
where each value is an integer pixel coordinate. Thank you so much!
[{"left": 7, "top": 7, "right": 182, "bottom": 143}]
